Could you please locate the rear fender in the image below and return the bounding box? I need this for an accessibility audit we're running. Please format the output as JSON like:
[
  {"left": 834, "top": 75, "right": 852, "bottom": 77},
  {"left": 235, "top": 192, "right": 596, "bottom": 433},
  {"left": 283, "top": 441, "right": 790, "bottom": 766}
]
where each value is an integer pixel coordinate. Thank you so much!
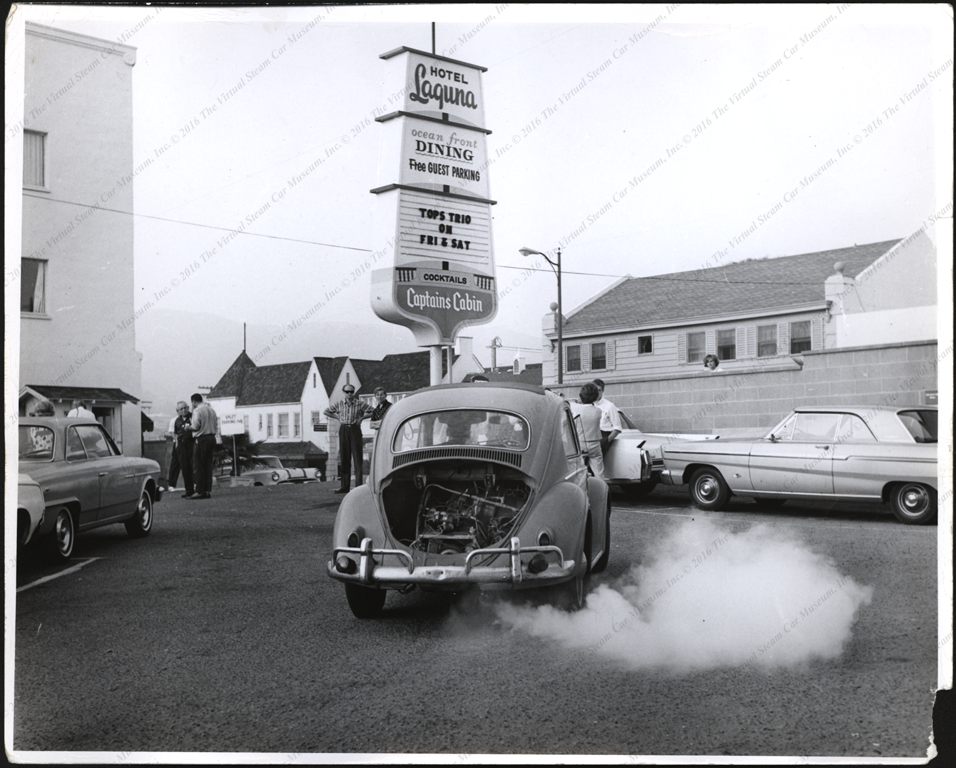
[
  {"left": 519, "top": 482, "right": 588, "bottom": 570},
  {"left": 332, "top": 485, "right": 389, "bottom": 549}
]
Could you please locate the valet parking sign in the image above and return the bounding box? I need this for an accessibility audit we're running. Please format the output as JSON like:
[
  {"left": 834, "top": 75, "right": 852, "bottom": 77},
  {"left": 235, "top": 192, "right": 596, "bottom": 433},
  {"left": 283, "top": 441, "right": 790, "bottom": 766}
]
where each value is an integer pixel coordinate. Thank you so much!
[{"left": 370, "top": 47, "right": 497, "bottom": 346}]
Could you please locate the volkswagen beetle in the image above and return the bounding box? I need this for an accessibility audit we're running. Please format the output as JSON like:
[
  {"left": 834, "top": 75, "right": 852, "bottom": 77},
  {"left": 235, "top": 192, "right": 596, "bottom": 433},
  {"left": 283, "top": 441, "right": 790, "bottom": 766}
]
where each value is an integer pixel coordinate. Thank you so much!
[{"left": 327, "top": 382, "right": 623, "bottom": 618}]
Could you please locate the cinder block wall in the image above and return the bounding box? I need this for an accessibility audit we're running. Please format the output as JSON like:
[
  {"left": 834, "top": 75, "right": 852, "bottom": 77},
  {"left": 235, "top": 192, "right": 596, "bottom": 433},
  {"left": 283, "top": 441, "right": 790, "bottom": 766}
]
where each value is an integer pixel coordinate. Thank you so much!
[{"left": 605, "top": 341, "right": 941, "bottom": 435}]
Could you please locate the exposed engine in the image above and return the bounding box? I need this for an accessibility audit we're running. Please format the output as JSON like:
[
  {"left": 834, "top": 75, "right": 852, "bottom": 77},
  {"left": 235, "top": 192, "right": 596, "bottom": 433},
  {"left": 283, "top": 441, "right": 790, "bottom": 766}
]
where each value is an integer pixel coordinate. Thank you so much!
[{"left": 411, "top": 480, "right": 531, "bottom": 554}]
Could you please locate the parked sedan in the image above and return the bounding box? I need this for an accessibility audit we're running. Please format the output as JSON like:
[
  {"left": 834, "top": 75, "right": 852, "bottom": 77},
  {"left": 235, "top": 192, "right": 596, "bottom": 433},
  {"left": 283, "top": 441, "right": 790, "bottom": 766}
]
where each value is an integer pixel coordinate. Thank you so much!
[
  {"left": 660, "top": 406, "right": 938, "bottom": 524},
  {"left": 214, "top": 455, "right": 320, "bottom": 486},
  {"left": 604, "top": 410, "right": 717, "bottom": 498},
  {"left": 328, "top": 383, "right": 613, "bottom": 617},
  {"left": 17, "top": 417, "right": 162, "bottom": 559}
]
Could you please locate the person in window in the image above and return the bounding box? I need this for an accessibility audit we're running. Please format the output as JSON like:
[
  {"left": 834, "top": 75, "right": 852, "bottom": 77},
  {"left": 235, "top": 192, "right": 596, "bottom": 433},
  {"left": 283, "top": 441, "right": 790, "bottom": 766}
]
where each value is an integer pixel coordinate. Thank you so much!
[
  {"left": 570, "top": 382, "right": 604, "bottom": 478},
  {"left": 592, "top": 379, "right": 622, "bottom": 456},
  {"left": 703, "top": 354, "right": 723, "bottom": 373}
]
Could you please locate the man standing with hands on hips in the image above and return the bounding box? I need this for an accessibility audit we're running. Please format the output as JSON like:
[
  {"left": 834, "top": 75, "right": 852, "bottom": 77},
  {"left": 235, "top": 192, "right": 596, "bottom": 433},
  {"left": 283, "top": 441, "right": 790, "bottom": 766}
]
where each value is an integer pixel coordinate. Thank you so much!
[
  {"left": 325, "top": 384, "right": 374, "bottom": 494},
  {"left": 187, "top": 393, "right": 218, "bottom": 500}
]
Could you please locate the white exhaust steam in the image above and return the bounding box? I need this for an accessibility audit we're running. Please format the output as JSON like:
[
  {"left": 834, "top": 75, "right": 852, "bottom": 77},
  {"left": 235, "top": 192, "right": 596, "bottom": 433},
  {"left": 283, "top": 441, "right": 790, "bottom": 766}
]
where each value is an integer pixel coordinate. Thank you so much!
[{"left": 497, "top": 519, "right": 873, "bottom": 672}]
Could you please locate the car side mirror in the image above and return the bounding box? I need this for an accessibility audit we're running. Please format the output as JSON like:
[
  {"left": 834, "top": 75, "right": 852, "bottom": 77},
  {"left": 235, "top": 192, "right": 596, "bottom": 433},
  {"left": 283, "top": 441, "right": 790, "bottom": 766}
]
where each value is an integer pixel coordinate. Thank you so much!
[{"left": 769, "top": 433, "right": 777, "bottom": 443}]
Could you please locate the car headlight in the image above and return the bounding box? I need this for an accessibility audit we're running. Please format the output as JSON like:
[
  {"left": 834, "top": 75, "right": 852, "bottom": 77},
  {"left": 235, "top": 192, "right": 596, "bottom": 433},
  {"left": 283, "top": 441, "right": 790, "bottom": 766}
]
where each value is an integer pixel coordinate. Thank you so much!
[{"left": 272, "top": 472, "right": 280, "bottom": 482}]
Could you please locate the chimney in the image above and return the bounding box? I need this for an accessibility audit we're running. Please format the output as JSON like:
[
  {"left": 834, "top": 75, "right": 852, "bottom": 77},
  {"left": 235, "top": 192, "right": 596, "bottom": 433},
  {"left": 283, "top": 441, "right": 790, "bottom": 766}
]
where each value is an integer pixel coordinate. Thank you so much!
[
  {"left": 455, "top": 336, "right": 473, "bottom": 360},
  {"left": 825, "top": 261, "right": 858, "bottom": 313}
]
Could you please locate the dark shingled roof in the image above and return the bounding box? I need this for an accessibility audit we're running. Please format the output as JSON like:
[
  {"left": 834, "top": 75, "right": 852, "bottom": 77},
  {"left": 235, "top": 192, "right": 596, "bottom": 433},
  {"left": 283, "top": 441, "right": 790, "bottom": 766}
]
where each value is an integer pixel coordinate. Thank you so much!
[
  {"left": 484, "top": 363, "right": 543, "bottom": 385},
  {"left": 235, "top": 362, "right": 312, "bottom": 406},
  {"left": 564, "top": 239, "right": 900, "bottom": 333},
  {"left": 313, "top": 357, "right": 349, "bottom": 397},
  {"left": 208, "top": 352, "right": 256, "bottom": 399},
  {"left": 347, "top": 352, "right": 460, "bottom": 395}
]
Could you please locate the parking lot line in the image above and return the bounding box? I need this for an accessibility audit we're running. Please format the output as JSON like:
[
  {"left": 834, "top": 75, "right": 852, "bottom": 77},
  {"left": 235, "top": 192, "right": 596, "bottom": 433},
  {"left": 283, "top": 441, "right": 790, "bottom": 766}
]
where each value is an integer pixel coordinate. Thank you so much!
[{"left": 17, "top": 558, "right": 102, "bottom": 593}]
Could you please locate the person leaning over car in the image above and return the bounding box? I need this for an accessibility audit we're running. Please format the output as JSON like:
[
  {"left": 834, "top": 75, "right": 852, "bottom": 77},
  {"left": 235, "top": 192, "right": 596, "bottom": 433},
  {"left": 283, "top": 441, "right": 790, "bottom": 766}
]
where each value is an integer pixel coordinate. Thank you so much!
[
  {"left": 569, "top": 382, "right": 604, "bottom": 478},
  {"left": 592, "top": 378, "right": 622, "bottom": 456},
  {"left": 187, "top": 393, "right": 217, "bottom": 500},
  {"left": 67, "top": 399, "right": 95, "bottom": 418}
]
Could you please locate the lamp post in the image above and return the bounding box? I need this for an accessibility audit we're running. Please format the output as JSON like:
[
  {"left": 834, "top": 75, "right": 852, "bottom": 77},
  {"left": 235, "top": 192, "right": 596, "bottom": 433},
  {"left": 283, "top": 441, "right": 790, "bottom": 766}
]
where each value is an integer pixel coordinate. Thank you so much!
[{"left": 519, "top": 246, "right": 563, "bottom": 384}]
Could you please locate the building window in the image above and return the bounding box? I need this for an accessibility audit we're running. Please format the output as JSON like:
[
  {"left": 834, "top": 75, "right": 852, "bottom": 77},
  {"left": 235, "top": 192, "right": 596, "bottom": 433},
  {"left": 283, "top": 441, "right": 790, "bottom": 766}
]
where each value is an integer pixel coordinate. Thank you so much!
[
  {"left": 757, "top": 325, "right": 777, "bottom": 357},
  {"left": 293, "top": 412, "right": 301, "bottom": 438},
  {"left": 566, "top": 345, "right": 581, "bottom": 372},
  {"left": 258, "top": 414, "right": 263, "bottom": 432},
  {"left": 790, "top": 321, "right": 812, "bottom": 354},
  {"left": 23, "top": 130, "right": 46, "bottom": 188},
  {"left": 267, "top": 413, "right": 273, "bottom": 438},
  {"left": 278, "top": 413, "right": 289, "bottom": 438},
  {"left": 590, "top": 342, "right": 607, "bottom": 370},
  {"left": 243, "top": 415, "right": 249, "bottom": 432},
  {"left": 687, "top": 332, "right": 705, "bottom": 363},
  {"left": 717, "top": 329, "right": 736, "bottom": 361},
  {"left": 313, "top": 374, "right": 316, "bottom": 388},
  {"left": 638, "top": 335, "right": 653, "bottom": 355},
  {"left": 20, "top": 258, "right": 46, "bottom": 314}
]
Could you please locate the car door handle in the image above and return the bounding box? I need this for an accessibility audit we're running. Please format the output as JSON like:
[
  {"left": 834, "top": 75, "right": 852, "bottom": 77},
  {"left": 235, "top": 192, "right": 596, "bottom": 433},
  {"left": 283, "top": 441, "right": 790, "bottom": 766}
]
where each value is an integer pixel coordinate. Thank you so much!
[
  {"left": 814, "top": 445, "right": 830, "bottom": 450},
  {"left": 98, "top": 471, "right": 108, "bottom": 476}
]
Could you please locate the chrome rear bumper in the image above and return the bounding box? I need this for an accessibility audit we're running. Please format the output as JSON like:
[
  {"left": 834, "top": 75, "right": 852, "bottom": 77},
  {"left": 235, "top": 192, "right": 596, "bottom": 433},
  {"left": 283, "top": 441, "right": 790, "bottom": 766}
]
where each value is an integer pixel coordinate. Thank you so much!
[{"left": 328, "top": 536, "right": 574, "bottom": 588}]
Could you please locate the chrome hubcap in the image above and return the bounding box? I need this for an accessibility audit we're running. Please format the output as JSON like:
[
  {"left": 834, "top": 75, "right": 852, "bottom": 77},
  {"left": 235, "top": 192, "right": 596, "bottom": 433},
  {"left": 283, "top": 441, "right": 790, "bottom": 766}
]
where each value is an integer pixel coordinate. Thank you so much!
[
  {"left": 697, "top": 477, "right": 717, "bottom": 501},
  {"left": 56, "top": 514, "right": 72, "bottom": 553},
  {"left": 901, "top": 486, "right": 928, "bottom": 515}
]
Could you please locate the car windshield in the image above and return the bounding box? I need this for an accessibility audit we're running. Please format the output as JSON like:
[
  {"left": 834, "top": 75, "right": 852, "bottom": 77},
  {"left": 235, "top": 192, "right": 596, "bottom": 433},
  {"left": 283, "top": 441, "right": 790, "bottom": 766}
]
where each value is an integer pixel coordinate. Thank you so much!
[
  {"left": 897, "top": 410, "right": 937, "bottom": 443},
  {"left": 19, "top": 425, "right": 54, "bottom": 460},
  {"left": 244, "top": 456, "right": 283, "bottom": 470},
  {"left": 392, "top": 410, "right": 530, "bottom": 452}
]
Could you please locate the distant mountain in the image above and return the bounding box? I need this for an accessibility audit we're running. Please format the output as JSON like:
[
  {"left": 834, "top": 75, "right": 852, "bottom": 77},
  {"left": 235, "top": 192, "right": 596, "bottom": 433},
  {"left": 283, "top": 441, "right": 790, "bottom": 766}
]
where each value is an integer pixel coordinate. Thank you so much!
[{"left": 135, "top": 308, "right": 421, "bottom": 415}]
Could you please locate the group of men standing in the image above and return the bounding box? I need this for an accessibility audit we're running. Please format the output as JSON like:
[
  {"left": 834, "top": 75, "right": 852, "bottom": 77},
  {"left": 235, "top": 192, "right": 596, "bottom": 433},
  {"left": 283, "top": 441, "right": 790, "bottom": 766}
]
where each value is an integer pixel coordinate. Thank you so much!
[
  {"left": 568, "top": 377, "right": 622, "bottom": 480},
  {"left": 167, "top": 393, "right": 219, "bottom": 500}
]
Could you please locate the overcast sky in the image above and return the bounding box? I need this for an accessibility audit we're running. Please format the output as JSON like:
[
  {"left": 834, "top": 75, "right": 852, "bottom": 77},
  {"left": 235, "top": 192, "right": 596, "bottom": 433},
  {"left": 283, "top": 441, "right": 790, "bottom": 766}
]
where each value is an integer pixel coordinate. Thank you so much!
[{"left": 8, "top": 4, "right": 953, "bottom": 367}]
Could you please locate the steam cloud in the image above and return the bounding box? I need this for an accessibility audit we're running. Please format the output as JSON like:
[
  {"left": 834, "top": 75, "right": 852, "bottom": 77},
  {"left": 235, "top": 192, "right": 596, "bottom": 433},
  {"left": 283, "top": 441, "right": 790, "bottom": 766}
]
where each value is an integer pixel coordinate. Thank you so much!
[{"left": 496, "top": 519, "right": 873, "bottom": 672}]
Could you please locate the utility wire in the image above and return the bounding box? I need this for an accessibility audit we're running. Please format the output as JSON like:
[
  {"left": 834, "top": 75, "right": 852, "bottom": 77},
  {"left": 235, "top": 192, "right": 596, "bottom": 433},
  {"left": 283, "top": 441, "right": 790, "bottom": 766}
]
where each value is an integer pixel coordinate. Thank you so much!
[{"left": 28, "top": 192, "right": 835, "bottom": 286}]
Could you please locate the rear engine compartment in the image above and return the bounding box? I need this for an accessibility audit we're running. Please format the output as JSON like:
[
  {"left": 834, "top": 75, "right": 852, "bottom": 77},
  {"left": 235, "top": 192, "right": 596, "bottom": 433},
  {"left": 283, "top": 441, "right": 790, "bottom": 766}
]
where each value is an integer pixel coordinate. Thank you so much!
[{"left": 381, "top": 462, "right": 534, "bottom": 554}]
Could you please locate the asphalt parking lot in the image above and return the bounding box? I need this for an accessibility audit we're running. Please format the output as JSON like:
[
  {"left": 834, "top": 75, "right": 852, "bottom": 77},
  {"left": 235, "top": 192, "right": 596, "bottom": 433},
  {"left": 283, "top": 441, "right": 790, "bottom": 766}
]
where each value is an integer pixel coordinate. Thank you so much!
[{"left": 11, "top": 480, "right": 942, "bottom": 759}]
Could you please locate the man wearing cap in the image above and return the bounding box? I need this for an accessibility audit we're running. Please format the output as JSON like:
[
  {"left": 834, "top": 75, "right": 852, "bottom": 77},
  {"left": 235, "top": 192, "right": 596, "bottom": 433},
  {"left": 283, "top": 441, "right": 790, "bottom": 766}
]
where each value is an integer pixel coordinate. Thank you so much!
[{"left": 324, "top": 384, "right": 374, "bottom": 494}]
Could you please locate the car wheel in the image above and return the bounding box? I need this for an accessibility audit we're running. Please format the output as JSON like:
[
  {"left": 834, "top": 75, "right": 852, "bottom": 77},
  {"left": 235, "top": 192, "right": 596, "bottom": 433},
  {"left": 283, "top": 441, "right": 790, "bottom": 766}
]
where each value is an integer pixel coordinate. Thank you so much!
[
  {"left": 689, "top": 467, "right": 731, "bottom": 511},
  {"left": 755, "top": 497, "right": 787, "bottom": 508},
  {"left": 125, "top": 490, "right": 153, "bottom": 538},
  {"left": 553, "top": 519, "right": 591, "bottom": 611},
  {"left": 891, "top": 483, "right": 937, "bottom": 525},
  {"left": 619, "top": 480, "right": 659, "bottom": 500},
  {"left": 48, "top": 507, "right": 75, "bottom": 561},
  {"left": 345, "top": 584, "right": 387, "bottom": 618},
  {"left": 592, "top": 498, "right": 612, "bottom": 574}
]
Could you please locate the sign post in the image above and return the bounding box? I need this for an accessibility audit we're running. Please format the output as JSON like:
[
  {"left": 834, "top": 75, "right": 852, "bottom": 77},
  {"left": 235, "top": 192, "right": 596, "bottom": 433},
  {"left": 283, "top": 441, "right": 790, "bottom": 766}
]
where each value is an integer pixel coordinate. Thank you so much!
[
  {"left": 219, "top": 413, "right": 245, "bottom": 476},
  {"left": 369, "top": 47, "right": 497, "bottom": 383}
]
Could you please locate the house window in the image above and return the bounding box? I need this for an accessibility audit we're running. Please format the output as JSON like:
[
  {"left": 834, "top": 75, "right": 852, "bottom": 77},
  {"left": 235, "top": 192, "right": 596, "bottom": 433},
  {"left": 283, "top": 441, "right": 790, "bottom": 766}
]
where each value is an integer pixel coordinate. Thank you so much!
[
  {"left": 313, "top": 374, "right": 316, "bottom": 388},
  {"left": 243, "top": 415, "right": 249, "bottom": 432},
  {"left": 278, "top": 413, "right": 289, "bottom": 438},
  {"left": 790, "top": 321, "right": 812, "bottom": 353},
  {"left": 267, "top": 413, "right": 273, "bottom": 437},
  {"left": 566, "top": 345, "right": 581, "bottom": 372},
  {"left": 293, "top": 412, "right": 301, "bottom": 438},
  {"left": 258, "top": 414, "right": 263, "bottom": 432},
  {"left": 638, "top": 335, "right": 653, "bottom": 355},
  {"left": 590, "top": 342, "right": 607, "bottom": 370},
  {"left": 717, "top": 329, "right": 736, "bottom": 361},
  {"left": 687, "top": 332, "right": 705, "bottom": 363},
  {"left": 20, "top": 258, "right": 46, "bottom": 314},
  {"left": 23, "top": 130, "right": 46, "bottom": 188},
  {"left": 757, "top": 325, "right": 777, "bottom": 357}
]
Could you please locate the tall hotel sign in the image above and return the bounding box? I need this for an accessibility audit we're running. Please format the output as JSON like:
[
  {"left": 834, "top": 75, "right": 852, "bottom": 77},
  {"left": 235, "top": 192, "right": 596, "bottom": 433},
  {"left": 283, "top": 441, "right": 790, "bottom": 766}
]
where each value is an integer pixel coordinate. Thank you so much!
[{"left": 370, "top": 47, "right": 497, "bottom": 346}]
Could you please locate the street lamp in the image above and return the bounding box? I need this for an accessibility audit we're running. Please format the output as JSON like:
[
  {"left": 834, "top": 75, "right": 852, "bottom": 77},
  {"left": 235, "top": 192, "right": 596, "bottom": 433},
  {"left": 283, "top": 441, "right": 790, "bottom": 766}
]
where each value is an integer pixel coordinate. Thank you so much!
[{"left": 519, "top": 246, "right": 563, "bottom": 384}]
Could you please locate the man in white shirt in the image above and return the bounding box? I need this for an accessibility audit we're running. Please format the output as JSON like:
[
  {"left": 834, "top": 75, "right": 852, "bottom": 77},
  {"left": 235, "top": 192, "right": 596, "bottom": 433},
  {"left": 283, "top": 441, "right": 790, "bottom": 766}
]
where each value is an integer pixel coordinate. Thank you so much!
[
  {"left": 592, "top": 378, "right": 622, "bottom": 456},
  {"left": 569, "top": 382, "right": 604, "bottom": 478},
  {"left": 67, "top": 399, "right": 95, "bottom": 418}
]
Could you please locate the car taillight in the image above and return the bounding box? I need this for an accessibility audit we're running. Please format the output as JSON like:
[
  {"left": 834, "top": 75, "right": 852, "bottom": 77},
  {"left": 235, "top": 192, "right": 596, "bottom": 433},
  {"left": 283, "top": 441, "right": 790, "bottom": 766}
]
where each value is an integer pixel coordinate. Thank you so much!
[
  {"left": 537, "top": 530, "right": 552, "bottom": 547},
  {"left": 335, "top": 556, "right": 357, "bottom": 574},
  {"left": 347, "top": 531, "right": 360, "bottom": 548}
]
